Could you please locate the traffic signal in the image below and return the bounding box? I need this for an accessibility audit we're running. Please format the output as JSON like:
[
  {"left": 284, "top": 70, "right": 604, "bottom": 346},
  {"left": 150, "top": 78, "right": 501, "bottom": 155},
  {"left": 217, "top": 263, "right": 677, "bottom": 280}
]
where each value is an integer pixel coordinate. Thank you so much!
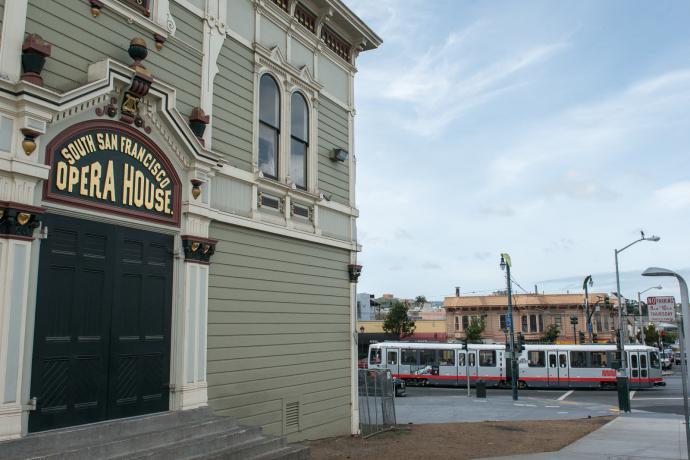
[
  {"left": 516, "top": 333, "right": 525, "bottom": 353},
  {"left": 578, "top": 331, "right": 585, "bottom": 344}
]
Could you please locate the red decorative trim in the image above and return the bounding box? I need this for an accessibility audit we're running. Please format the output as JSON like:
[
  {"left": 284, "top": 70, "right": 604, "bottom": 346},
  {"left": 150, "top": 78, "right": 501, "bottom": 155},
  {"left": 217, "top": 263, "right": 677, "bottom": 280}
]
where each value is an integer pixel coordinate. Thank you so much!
[
  {"left": 0, "top": 234, "right": 36, "bottom": 241},
  {"left": 180, "top": 235, "right": 218, "bottom": 245},
  {"left": 0, "top": 201, "right": 46, "bottom": 214},
  {"left": 42, "top": 120, "right": 182, "bottom": 227}
]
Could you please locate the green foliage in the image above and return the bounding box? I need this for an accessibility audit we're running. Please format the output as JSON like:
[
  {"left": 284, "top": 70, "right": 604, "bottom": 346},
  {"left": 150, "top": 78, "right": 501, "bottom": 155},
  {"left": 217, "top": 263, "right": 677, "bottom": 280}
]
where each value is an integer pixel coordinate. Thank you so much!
[
  {"left": 465, "top": 317, "right": 485, "bottom": 343},
  {"left": 414, "top": 295, "right": 427, "bottom": 308},
  {"left": 541, "top": 324, "right": 560, "bottom": 343},
  {"left": 662, "top": 330, "right": 677, "bottom": 345},
  {"left": 382, "top": 300, "right": 416, "bottom": 339},
  {"left": 642, "top": 324, "right": 660, "bottom": 347}
]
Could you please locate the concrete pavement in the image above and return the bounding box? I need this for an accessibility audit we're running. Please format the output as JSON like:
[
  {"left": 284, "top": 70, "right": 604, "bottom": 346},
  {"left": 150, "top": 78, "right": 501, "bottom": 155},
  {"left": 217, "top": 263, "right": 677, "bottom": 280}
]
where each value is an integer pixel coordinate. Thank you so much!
[
  {"left": 478, "top": 412, "right": 688, "bottom": 460},
  {"left": 395, "top": 392, "right": 617, "bottom": 424}
]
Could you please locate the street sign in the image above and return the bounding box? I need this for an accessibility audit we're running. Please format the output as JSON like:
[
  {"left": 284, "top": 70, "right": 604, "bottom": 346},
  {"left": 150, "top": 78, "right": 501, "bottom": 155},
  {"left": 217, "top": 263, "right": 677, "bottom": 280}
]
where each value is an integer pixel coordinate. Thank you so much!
[
  {"left": 506, "top": 315, "right": 512, "bottom": 329},
  {"left": 647, "top": 296, "right": 676, "bottom": 323}
]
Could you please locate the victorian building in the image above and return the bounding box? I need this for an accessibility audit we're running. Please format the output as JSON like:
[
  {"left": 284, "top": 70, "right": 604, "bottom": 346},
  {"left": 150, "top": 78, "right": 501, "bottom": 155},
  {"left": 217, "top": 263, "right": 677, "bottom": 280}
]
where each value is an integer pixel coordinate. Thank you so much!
[
  {"left": 0, "top": 0, "right": 379, "bottom": 445},
  {"left": 444, "top": 293, "right": 617, "bottom": 344}
]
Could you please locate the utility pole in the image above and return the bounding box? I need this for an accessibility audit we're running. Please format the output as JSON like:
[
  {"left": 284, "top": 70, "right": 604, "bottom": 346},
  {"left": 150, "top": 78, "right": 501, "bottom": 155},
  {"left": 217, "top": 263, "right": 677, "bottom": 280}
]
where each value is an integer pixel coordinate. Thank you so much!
[
  {"left": 583, "top": 275, "right": 593, "bottom": 342},
  {"left": 500, "top": 253, "right": 518, "bottom": 401}
]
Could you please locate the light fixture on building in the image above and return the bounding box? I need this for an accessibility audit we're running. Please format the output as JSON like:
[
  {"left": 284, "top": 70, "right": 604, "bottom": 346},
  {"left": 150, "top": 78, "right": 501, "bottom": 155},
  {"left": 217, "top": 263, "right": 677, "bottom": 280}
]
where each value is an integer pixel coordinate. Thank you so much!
[
  {"left": 331, "top": 148, "right": 348, "bottom": 162},
  {"left": 190, "top": 179, "right": 203, "bottom": 199}
]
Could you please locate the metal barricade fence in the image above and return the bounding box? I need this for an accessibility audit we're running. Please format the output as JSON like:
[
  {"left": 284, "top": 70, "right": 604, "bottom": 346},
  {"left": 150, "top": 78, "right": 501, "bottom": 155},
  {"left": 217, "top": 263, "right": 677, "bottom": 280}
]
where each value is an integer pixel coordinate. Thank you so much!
[{"left": 358, "top": 368, "right": 396, "bottom": 437}]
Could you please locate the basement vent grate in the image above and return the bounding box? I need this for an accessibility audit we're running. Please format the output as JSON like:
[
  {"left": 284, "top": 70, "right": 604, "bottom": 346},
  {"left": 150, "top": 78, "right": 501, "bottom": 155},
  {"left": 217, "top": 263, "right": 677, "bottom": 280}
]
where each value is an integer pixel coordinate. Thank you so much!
[{"left": 285, "top": 401, "right": 300, "bottom": 432}]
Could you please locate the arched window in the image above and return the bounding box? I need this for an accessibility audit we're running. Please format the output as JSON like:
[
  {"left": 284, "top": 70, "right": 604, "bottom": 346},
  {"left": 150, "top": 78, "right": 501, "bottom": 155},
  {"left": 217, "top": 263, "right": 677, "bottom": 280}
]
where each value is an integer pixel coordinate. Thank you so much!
[
  {"left": 258, "top": 74, "right": 280, "bottom": 179},
  {"left": 290, "top": 92, "right": 308, "bottom": 189}
]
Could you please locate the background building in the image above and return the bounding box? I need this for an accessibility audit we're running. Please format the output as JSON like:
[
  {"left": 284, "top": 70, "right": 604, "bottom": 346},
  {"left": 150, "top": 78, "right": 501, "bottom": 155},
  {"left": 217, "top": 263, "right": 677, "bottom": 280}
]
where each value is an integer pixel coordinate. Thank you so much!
[{"left": 444, "top": 293, "right": 617, "bottom": 344}]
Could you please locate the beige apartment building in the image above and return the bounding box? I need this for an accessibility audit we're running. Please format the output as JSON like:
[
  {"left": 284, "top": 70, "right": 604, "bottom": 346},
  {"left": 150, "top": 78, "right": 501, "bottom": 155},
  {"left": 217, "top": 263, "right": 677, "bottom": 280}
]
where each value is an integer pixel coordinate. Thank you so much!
[{"left": 444, "top": 293, "right": 618, "bottom": 344}]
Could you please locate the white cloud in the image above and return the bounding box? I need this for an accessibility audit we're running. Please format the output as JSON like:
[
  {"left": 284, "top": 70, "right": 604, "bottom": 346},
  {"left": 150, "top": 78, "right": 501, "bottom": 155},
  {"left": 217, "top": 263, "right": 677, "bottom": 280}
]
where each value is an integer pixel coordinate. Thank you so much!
[{"left": 652, "top": 181, "right": 690, "bottom": 210}]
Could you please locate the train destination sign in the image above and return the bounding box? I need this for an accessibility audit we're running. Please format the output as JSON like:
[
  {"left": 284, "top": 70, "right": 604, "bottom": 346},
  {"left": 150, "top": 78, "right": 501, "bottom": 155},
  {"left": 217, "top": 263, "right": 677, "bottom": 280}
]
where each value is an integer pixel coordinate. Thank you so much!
[
  {"left": 45, "top": 120, "right": 181, "bottom": 225},
  {"left": 647, "top": 296, "right": 676, "bottom": 323}
]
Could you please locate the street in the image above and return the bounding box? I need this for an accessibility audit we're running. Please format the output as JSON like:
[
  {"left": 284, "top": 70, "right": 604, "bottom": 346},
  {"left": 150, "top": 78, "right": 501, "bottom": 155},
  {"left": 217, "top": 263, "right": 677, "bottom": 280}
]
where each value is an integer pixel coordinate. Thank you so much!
[{"left": 396, "top": 373, "right": 686, "bottom": 423}]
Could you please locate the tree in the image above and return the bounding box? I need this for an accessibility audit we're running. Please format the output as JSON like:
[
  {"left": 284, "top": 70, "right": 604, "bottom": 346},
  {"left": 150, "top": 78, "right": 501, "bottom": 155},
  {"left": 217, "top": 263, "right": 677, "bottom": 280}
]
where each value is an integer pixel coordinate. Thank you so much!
[
  {"left": 541, "top": 324, "right": 560, "bottom": 343},
  {"left": 662, "top": 330, "right": 677, "bottom": 345},
  {"left": 414, "top": 295, "right": 427, "bottom": 308},
  {"left": 465, "top": 317, "right": 485, "bottom": 343},
  {"left": 642, "top": 324, "right": 660, "bottom": 347},
  {"left": 382, "top": 300, "right": 416, "bottom": 339}
]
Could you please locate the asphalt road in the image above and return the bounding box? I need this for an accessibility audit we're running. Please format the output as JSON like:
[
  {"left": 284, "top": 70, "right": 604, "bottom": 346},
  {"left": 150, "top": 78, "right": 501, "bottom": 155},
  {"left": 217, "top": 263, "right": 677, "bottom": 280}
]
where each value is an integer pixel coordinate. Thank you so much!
[{"left": 403, "top": 373, "right": 686, "bottom": 416}]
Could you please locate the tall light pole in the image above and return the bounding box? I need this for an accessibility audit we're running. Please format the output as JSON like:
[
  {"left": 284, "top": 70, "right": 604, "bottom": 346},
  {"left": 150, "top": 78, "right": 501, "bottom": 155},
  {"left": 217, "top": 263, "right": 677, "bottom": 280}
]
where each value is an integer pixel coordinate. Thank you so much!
[
  {"left": 583, "top": 275, "right": 594, "bottom": 342},
  {"left": 636, "top": 285, "right": 662, "bottom": 344},
  {"left": 500, "top": 253, "right": 518, "bottom": 401},
  {"left": 642, "top": 267, "right": 689, "bottom": 460},
  {"left": 614, "top": 231, "right": 660, "bottom": 412}
]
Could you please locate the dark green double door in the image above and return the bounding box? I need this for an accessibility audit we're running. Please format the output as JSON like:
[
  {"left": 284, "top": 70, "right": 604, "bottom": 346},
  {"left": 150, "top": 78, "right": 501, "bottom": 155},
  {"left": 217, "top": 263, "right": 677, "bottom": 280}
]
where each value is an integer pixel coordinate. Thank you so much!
[{"left": 30, "top": 214, "right": 173, "bottom": 432}]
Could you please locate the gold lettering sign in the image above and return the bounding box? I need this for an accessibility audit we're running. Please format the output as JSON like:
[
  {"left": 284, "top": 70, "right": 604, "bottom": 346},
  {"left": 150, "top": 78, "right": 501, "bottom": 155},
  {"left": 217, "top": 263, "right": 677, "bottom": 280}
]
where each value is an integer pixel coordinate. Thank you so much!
[{"left": 45, "top": 121, "right": 181, "bottom": 225}]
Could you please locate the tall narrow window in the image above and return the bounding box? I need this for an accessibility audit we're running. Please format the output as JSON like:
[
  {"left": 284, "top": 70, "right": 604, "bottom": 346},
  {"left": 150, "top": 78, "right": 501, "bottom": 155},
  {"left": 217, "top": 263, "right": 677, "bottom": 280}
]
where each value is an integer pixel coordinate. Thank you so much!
[
  {"left": 290, "top": 92, "right": 308, "bottom": 189},
  {"left": 259, "top": 74, "right": 280, "bottom": 179}
]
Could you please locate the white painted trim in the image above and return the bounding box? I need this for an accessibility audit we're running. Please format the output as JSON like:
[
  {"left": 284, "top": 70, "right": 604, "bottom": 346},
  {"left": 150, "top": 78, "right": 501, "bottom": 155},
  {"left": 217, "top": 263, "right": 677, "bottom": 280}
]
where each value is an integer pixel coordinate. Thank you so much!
[
  {"left": 200, "top": 21, "right": 225, "bottom": 148},
  {"left": 0, "top": 0, "right": 28, "bottom": 83},
  {"left": 349, "top": 251, "right": 359, "bottom": 435},
  {"left": 173, "top": 0, "right": 205, "bottom": 18}
]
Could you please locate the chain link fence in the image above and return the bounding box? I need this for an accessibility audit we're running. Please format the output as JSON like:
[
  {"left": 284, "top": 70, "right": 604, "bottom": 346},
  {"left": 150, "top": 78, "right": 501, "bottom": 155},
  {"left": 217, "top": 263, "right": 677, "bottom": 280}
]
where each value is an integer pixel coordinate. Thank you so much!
[{"left": 358, "top": 368, "right": 396, "bottom": 437}]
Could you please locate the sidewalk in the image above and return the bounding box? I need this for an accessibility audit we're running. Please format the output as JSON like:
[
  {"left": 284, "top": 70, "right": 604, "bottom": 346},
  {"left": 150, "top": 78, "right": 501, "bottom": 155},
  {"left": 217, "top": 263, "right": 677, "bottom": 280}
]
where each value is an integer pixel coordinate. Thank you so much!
[{"left": 479, "top": 412, "right": 688, "bottom": 460}]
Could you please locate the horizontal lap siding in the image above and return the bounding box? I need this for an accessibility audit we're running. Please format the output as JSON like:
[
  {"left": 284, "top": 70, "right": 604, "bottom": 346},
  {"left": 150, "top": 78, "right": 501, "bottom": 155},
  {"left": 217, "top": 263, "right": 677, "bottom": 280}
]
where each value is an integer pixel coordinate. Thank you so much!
[
  {"left": 212, "top": 38, "right": 254, "bottom": 171},
  {"left": 318, "top": 97, "right": 350, "bottom": 205},
  {"left": 0, "top": 0, "right": 4, "bottom": 39},
  {"left": 25, "top": 0, "right": 202, "bottom": 116},
  {"left": 208, "top": 222, "right": 352, "bottom": 441}
]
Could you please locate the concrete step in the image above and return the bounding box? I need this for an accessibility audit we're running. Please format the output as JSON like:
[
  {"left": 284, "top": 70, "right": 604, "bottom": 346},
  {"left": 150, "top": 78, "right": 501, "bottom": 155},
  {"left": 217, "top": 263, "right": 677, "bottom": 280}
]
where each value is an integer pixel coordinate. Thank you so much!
[
  {"left": 120, "top": 425, "right": 271, "bottom": 460},
  {"left": 1, "top": 407, "right": 213, "bottom": 459},
  {"left": 188, "top": 435, "right": 290, "bottom": 460},
  {"left": 42, "top": 417, "right": 243, "bottom": 460}
]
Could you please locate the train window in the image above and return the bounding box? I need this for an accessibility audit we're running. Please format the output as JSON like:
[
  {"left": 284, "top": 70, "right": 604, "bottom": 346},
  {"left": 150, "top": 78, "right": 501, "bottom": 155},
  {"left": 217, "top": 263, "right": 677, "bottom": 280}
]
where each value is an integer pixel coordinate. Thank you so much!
[
  {"left": 650, "top": 352, "right": 660, "bottom": 369},
  {"left": 528, "top": 351, "right": 545, "bottom": 367},
  {"left": 439, "top": 350, "right": 455, "bottom": 366},
  {"left": 419, "top": 349, "right": 436, "bottom": 367},
  {"left": 479, "top": 350, "right": 496, "bottom": 367},
  {"left": 589, "top": 351, "right": 608, "bottom": 368},
  {"left": 387, "top": 351, "right": 398, "bottom": 365},
  {"left": 469, "top": 353, "right": 476, "bottom": 367},
  {"left": 549, "top": 354, "right": 557, "bottom": 368},
  {"left": 559, "top": 354, "right": 567, "bottom": 368},
  {"left": 369, "top": 348, "right": 381, "bottom": 365},
  {"left": 401, "top": 349, "right": 416, "bottom": 365},
  {"left": 640, "top": 354, "right": 647, "bottom": 369},
  {"left": 631, "top": 354, "right": 638, "bottom": 368},
  {"left": 458, "top": 353, "right": 466, "bottom": 366},
  {"left": 570, "top": 351, "right": 587, "bottom": 368}
]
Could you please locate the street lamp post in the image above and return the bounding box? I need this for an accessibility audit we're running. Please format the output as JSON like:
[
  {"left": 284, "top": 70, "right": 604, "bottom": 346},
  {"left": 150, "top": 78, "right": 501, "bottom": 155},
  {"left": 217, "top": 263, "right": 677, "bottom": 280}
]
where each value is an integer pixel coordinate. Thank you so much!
[
  {"left": 636, "top": 286, "right": 662, "bottom": 344},
  {"left": 583, "top": 275, "right": 594, "bottom": 342},
  {"left": 642, "top": 267, "right": 690, "bottom": 460},
  {"left": 500, "top": 253, "right": 518, "bottom": 401},
  {"left": 614, "top": 231, "right": 660, "bottom": 412}
]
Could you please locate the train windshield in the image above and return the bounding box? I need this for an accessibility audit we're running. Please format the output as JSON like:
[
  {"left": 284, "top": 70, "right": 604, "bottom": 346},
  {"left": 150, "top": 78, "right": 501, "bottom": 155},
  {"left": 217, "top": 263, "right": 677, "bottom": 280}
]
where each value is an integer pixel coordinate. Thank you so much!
[
  {"left": 369, "top": 348, "right": 381, "bottom": 365},
  {"left": 650, "top": 352, "right": 660, "bottom": 369}
]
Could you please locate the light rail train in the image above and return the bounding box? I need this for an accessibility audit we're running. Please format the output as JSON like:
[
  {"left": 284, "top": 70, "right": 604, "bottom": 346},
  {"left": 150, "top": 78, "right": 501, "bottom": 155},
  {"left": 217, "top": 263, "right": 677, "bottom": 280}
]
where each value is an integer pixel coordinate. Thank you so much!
[{"left": 367, "top": 342, "right": 664, "bottom": 389}]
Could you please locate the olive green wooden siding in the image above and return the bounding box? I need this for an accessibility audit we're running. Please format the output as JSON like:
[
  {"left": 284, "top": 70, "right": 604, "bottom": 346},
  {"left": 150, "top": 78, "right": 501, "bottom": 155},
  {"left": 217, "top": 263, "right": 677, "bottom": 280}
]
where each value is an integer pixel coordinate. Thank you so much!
[
  {"left": 318, "top": 97, "right": 350, "bottom": 205},
  {"left": 212, "top": 37, "right": 254, "bottom": 171},
  {"left": 25, "top": 0, "right": 202, "bottom": 117},
  {"left": 207, "top": 222, "right": 352, "bottom": 440},
  {"left": 0, "top": 0, "right": 4, "bottom": 40}
]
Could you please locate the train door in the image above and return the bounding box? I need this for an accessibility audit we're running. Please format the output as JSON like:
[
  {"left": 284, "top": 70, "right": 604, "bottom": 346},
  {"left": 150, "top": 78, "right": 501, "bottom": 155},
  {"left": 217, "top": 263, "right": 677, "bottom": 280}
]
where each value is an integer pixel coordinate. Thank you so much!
[
  {"left": 558, "top": 351, "right": 569, "bottom": 387},
  {"left": 547, "top": 352, "right": 559, "bottom": 387},
  {"left": 458, "top": 350, "right": 468, "bottom": 387},
  {"left": 468, "top": 350, "right": 478, "bottom": 385},
  {"left": 386, "top": 349, "right": 400, "bottom": 376},
  {"left": 438, "top": 349, "right": 457, "bottom": 385},
  {"left": 398, "top": 348, "right": 412, "bottom": 377},
  {"left": 639, "top": 353, "right": 649, "bottom": 387},
  {"left": 629, "top": 352, "right": 641, "bottom": 387}
]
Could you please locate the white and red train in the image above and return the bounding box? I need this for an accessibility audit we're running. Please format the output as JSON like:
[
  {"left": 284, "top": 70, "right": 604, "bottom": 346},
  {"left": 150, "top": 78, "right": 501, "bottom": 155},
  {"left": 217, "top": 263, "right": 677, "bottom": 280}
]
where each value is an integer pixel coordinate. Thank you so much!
[{"left": 367, "top": 341, "right": 664, "bottom": 389}]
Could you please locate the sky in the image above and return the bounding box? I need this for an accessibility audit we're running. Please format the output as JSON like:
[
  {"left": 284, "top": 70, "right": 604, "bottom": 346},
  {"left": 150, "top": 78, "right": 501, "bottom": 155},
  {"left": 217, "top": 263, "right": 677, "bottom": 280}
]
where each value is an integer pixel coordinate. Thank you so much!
[{"left": 346, "top": 0, "right": 690, "bottom": 303}]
